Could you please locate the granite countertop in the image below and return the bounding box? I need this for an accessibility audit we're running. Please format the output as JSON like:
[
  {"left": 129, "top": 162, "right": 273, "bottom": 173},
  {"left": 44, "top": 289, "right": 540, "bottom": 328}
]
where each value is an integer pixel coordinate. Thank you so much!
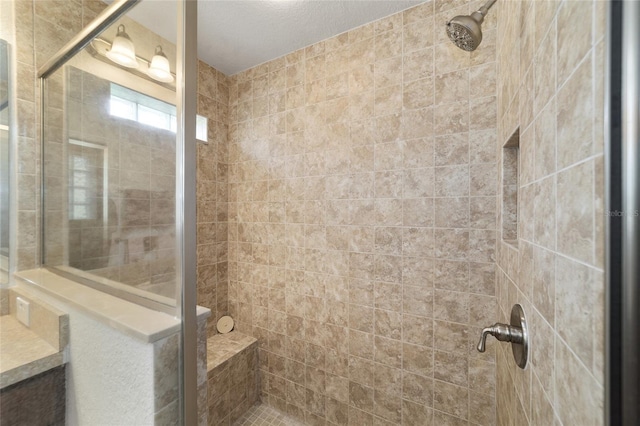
[{"left": 0, "top": 315, "right": 65, "bottom": 389}]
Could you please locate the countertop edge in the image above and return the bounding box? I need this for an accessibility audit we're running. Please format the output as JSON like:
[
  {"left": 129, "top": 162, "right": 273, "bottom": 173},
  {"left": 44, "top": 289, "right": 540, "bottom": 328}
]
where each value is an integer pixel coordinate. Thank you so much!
[
  {"left": 0, "top": 351, "right": 65, "bottom": 390},
  {"left": 14, "top": 269, "right": 182, "bottom": 344}
]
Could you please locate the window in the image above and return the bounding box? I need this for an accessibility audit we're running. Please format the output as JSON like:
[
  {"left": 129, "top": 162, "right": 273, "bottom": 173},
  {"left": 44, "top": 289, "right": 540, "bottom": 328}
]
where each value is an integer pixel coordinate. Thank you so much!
[
  {"left": 196, "top": 115, "right": 207, "bottom": 141},
  {"left": 109, "top": 83, "right": 207, "bottom": 142},
  {"left": 70, "top": 155, "right": 95, "bottom": 220},
  {"left": 68, "top": 140, "right": 107, "bottom": 221}
]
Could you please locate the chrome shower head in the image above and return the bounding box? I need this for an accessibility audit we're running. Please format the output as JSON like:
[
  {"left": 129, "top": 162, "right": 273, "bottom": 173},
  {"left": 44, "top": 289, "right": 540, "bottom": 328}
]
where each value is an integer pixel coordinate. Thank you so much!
[{"left": 446, "top": 0, "right": 496, "bottom": 51}]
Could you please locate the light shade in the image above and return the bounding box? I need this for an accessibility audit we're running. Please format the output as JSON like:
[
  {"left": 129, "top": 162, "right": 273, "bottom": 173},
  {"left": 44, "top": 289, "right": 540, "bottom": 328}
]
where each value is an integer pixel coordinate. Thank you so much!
[
  {"left": 147, "top": 46, "right": 174, "bottom": 83},
  {"left": 106, "top": 24, "right": 139, "bottom": 69}
]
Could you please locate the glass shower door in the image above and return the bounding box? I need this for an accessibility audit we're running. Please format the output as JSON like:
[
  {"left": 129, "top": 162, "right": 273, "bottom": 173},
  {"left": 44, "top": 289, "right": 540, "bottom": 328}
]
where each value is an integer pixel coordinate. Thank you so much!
[
  {"left": 38, "top": 0, "right": 198, "bottom": 423},
  {"left": 43, "top": 4, "right": 182, "bottom": 311}
]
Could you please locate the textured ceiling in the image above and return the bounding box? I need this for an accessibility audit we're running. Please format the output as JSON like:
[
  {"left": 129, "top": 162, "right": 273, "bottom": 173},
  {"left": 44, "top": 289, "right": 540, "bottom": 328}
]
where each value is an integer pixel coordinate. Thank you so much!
[{"left": 128, "top": 0, "right": 423, "bottom": 76}]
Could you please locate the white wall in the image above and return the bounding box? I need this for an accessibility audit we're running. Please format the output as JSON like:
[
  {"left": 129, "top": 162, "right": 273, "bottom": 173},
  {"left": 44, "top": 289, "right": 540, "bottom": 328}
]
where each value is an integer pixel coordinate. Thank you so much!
[
  {"left": 14, "top": 277, "right": 166, "bottom": 425},
  {"left": 64, "top": 304, "right": 156, "bottom": 425}
]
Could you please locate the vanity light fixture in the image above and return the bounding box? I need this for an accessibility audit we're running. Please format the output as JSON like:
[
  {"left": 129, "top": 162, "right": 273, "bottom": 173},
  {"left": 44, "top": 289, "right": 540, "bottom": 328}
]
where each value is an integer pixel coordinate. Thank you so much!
[
  {"left": 105, "top": 24, "right": 139, "bottom": 68},
  {"left": 147, "top": 46, "right": 174, "bottom": 83},
  {"left": 90, "top": 29, "right": 176, "bottom": 86}
]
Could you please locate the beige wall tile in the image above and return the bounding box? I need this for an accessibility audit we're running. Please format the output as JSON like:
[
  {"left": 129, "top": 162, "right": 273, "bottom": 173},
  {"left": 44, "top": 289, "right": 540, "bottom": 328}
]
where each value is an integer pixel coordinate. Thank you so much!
[
  {"left": 13, "top": 0, "right": 612, "bottom": 424},
  {"left": 434, "top": 379, "right": 469, "bottom": 420},
  {"left": 556, "top": 56, "right": 594, "bottom": 169},
  {"left": 435, "top": 132, "right": 469, "bottom": 166},
  {"left": 556, "top": 160, "right": 595, "bottom": 264},
  {"left": 554, "top": 337, "right": 603, "bottom": 425},
  {"left": 556, "top": 0, "right": 593, "bottom": 87},
  {"left": 534, "top": 23, "right": 556, "bottom": 116},
  {"left": 495, "top": 0, "right": 605, "bottom": 425}
]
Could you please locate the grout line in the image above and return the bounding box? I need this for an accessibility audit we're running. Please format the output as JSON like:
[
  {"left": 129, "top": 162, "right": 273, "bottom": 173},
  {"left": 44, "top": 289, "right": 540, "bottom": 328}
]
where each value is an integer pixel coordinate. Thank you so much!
[{"left": 398, "top": 12, "right": 407, "bottom": 426}]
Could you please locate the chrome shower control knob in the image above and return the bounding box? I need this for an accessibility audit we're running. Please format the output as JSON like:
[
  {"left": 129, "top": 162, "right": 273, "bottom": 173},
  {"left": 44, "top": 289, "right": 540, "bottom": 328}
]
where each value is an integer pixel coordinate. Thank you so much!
[
  {"left": 477, "top": 323, "right": 524, "bottom": 352},
  {"left": 476, "top": 304, "right": 529, "bottom": 369}
]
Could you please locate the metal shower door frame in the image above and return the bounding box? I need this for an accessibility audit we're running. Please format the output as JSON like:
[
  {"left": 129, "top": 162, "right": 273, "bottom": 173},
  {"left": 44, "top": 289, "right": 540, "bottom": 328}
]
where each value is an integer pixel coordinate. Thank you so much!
[
  {"left": 176, "top": 0, "right": 198, "bottom": 423},
  {"left": 606, "top": 1, "right": 640, "bottom": 425},
  {"left": 37, "top": 0, "right": 199, "bottom": 424}
]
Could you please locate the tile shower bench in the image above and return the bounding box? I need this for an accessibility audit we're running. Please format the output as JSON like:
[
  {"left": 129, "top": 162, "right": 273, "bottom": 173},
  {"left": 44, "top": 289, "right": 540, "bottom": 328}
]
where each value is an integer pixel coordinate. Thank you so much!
[{"left": 206, "top": 331, "right": 259, "bottom": 425}]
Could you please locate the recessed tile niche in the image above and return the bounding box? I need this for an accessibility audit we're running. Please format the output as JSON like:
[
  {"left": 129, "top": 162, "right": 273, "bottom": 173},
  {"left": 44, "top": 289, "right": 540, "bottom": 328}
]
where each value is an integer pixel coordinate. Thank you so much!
[{"left": 502, "top": 129, "right": 519, "bottom": 245}]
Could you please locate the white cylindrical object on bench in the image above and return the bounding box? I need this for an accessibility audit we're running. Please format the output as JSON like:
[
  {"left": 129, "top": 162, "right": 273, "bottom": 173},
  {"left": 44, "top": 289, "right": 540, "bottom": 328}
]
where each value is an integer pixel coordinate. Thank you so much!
[{"left": 216, "top": 316, "right": 234, "bottom": 334}]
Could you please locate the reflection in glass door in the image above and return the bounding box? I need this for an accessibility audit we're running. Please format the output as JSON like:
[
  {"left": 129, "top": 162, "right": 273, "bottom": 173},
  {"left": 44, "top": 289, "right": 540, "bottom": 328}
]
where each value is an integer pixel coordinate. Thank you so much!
[{"left": 37, "top": 0, "right": 198, "bottom": 423}]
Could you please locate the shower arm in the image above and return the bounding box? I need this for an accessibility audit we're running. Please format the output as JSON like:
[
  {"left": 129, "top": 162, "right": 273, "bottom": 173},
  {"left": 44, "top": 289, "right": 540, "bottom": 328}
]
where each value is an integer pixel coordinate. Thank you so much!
[
  {"left": 472, "top": 0, "right": 497, "bottom": 23},
  {"left": 478, "top": 0, "right": 497, "bottom": 16}
]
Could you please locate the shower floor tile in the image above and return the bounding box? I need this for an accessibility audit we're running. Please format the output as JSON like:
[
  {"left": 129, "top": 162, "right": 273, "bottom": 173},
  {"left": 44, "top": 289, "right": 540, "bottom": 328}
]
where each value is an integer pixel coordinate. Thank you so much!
[{"left": 232, "top": 403, "right": 304, "bottom": 426}]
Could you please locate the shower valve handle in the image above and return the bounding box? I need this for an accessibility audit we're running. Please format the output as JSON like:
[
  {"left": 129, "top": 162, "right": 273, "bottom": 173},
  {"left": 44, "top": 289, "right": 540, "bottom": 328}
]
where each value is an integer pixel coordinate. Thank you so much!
[
  {"left": 476, "top": 304, "right": 529, "bottom": 369},
  {"left": 477, "top": 323, "right": 523, "bottom": 352}
]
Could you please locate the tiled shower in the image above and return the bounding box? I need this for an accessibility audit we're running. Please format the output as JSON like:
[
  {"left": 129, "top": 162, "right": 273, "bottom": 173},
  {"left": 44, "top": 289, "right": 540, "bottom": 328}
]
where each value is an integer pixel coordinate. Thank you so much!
[
  {"left": 3, "top": 0, "right": 607, "bottom": 424},
  {"left": 224, "top": 2, "right": 499, "bottom": 423}
]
